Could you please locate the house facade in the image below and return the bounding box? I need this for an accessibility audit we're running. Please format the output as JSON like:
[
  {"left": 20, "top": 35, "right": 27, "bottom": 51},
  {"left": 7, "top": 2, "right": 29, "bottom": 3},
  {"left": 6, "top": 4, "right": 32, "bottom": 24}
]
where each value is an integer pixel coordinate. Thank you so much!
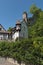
[{"left": 0, "top": 24, "right": 11, "bottom": 40}]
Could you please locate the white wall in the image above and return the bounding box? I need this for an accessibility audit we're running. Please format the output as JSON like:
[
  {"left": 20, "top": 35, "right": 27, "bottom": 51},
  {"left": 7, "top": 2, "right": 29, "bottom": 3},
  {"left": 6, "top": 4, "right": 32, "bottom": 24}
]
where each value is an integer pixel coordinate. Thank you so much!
[
  {"left": 12, "top": 31, "right": 19, "bottom": 41},
  {"left": 0, "top": 34, "right": 3, "bottom": 40},
  {"left": 0, "top": 34, "right": 8, "bottom": 40}
]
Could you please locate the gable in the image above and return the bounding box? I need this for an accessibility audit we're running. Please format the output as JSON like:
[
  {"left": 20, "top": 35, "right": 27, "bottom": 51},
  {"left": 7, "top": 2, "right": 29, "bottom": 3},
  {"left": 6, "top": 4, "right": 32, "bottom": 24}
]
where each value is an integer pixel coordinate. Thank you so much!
[{"left": 0, "top": 24, "right": 6, "bottom": 31}]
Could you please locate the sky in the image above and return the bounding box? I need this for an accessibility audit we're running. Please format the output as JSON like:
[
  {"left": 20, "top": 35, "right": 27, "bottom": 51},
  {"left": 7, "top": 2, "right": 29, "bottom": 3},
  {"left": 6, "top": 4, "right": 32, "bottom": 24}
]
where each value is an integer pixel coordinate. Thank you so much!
[{"left": 0, "top": 0, "right": 43, "bottom": 30}]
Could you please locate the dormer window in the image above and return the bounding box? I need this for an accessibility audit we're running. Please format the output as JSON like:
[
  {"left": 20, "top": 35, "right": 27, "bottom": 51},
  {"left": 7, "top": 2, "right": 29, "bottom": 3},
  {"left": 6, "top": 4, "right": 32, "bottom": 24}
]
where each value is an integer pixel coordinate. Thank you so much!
[
  {"left": 0, "top": 28, "right": 1, "bottom": 31},
  {"left": 0, "top": 25, "right": 2, "bottom": 31}
]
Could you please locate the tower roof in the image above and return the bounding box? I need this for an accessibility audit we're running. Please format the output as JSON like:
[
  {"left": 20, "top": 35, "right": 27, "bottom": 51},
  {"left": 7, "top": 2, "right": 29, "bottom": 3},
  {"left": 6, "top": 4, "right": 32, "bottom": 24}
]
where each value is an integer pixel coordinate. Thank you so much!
[{"left": 16, "top": 20, "right": 21, "bottom": 25}]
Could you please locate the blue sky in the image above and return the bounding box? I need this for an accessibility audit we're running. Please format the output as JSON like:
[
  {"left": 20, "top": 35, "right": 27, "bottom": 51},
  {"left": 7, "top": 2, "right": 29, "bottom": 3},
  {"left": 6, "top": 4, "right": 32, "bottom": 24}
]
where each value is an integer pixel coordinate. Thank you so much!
[{"left": 0, "top": 0, "right": 43, "bottom": 30}]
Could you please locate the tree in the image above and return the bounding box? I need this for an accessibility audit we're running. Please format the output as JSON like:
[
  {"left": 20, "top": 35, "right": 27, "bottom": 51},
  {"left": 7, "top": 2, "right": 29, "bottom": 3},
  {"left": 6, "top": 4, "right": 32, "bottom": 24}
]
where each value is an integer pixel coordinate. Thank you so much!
[
  {"left": 30, "top": 4, "right": 41, "bottom": 15},
  {"left": 7, "top": 27, "right": 12, "bottom": 32},
  {"left": 29, "top": 5, "right": 43, "bottom": 38}
]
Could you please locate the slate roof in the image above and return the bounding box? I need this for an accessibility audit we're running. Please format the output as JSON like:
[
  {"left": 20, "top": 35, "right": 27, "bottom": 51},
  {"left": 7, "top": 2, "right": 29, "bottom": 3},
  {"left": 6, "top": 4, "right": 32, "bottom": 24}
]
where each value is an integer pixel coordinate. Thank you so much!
[{"left": 0, "top": 24, "right": 11, "bottom": 34}]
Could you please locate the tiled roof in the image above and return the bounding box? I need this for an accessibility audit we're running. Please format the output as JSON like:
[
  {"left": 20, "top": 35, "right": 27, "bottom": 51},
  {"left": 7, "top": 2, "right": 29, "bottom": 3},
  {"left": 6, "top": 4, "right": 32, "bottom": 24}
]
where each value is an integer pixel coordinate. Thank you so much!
[
  {"left": 0, "top": 31, "right": 11, "bottom": 34},
  {"left": 0, "top": 24, "right": 6, "bottom": 31}
]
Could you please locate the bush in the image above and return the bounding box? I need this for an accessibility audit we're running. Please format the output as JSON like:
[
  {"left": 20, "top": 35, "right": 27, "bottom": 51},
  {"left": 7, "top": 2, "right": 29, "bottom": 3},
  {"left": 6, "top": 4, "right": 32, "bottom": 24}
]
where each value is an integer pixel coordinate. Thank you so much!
[{"left": 0, "top": 38, "right": 43, "bottom": 65}]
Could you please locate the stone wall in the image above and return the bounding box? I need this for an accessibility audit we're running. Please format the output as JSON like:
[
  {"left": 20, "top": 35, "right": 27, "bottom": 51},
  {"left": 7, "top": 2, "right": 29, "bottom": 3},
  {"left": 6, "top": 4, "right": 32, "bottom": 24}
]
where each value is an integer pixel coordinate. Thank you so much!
[{"left": 0, "top": 57, "right": 25, "bottom": 65}]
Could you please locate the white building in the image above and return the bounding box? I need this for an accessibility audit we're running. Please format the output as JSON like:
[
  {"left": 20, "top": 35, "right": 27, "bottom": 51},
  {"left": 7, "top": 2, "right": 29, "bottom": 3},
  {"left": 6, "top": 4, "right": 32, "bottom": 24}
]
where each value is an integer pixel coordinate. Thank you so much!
[{"left": 0, "top": 24, "right": 11, "bottom": 40}]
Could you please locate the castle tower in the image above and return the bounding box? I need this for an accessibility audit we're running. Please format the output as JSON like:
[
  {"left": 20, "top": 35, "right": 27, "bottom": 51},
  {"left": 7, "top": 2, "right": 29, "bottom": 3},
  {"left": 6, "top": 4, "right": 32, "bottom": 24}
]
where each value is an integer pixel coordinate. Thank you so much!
[
  {"left": 12, "top": 20, "right": 21, "bottom": 41},
  {"left": 12, "top": 12, "right": 28, "bottom": 41},
  {"left": 20, "top": 12, "right": 28, "bottom": 39},
  {"left": 16, "top": 20, "right": 21, "bottom": 31},
  {"left": 22, "top": 12, "right": 28, "bottom": 22}
]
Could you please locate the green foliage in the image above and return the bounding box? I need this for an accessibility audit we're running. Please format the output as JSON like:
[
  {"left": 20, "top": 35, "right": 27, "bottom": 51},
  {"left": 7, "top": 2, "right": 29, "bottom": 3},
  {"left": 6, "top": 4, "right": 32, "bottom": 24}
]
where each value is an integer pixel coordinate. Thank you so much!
[
  {"left": 7, "top": 27, "right": 12, "bottom": 32},
  {"left": 0, "top": 38, "right": 43, "bottom": 65},
  {"left": 28, "top": 5, "right": 43, "bottom": 65},
  {"left": 29, "top": 6, "right": 43, "bottom": 37},
  {"left": 30, "top": 4, "right": 41, "bottom": 15}
]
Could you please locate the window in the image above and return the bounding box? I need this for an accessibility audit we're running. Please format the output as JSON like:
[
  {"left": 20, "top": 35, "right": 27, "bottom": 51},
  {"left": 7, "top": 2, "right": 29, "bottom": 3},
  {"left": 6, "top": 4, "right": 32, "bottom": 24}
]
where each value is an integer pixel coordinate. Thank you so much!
[{"left": 0, "top": 28, "right": 1, "bottom": 31}]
